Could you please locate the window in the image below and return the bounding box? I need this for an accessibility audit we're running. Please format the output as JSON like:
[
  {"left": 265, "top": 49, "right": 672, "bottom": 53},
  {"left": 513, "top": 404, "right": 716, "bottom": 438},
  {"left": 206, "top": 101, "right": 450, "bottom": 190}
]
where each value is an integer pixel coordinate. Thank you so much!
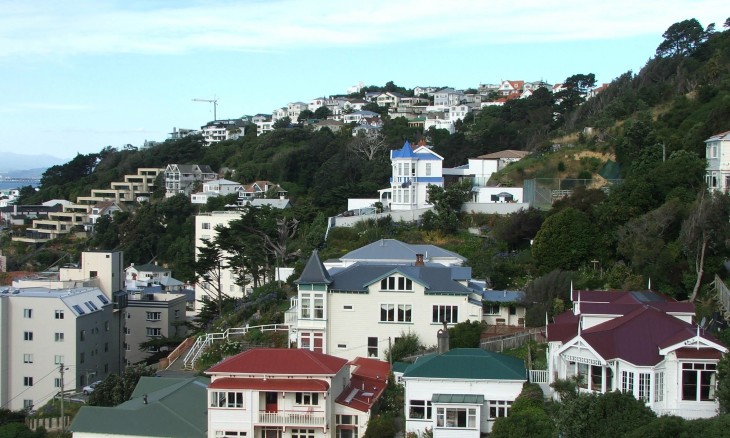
[
  {"left": 436, "top": 407, "right": 477, "bottom": 429},
  {"left": 146, "top": 327, "right": 162, "bottom": 337},
  {"left": 24, "top": 331, "right": 33, "bottom": 341},
  {"left": 590, "top": 365, "right": 603, "bottom": 391},
  {"left": 124, "top": 327, "right": 131, "bottom": 335},
  {"left": 202, "top": 222, "right": 211, "bottom": 230},
  {"left": 97, "top": 294, "right": 109, "bottom": 304},
  {"left": 104, "top": 342, "right": 109, "bottom": 352},
  {"left": 301, "top": 293, "right": 311, "bottom": 318},
  {"left": 638, "top": 373, "right": 651, "bottom": 402},
  {"left": 79, "top": 353, "right": 85, "bottom": 364},
  {"left": 23, "top": 308, "right": 33, "bottom": 318},
  {"left": 105, "top": 321, "right": 110, "bottom": 331},
  {"left": 621, "top": 371, "right": 634, "bottom": 394},
  {"left": 432, "top": 305, "right": 459, "bottom": 324},
  {"left": 576, "top": 363, "right": 589, "bottom": 388},
  {"left": 124, "top": 343, "right": 131, "bottom": 351},
  {"left": 314, "top": 294, "right": 324, "bottom": 319},
  {"left": 54, "top": 378, "right": 62, "bottom": 388},
  {"left": 483, "top": 304, "right": 501, "bottom": 315},
  {"left": 23, "top": 354, "right": 33, "bottom": 364},
  {"left": 408, "top": 400, "right": 432, "bottom": 419},
  {"left": 337, "top": 343, "right": 347, "bottom": 349},
  {"left": 509, "top": 305, "right": 517, "bottom": 315},
  {"left": 72, "top": 305, "right": 85, "bottom": 315},
  {"left": 291, "top": 429, "right": 316, "bottom": 438},
  {"left": 488, "top": 400, "right": 512, "bottom": 419},
  {"left": 85, "top": 301, "right": 98, "bottom": 311},
  {"left": 89, "top": 271, "right": 98, "bottom": 278},
  {"left": 209, "top": 391, "right": 244, "bottom": 408},
  {"left": 55, "top": 310, "right": 64, "bottom": 319},
  {"left": 380, "top": 304, "right": 412, "bottom": 322},
  {"left": 336, "top": 415, "right": 359, "bottom": 438},
  {"left": 425, "top": 163, "right": 432, "bottom": 176},
  {"left": 54, "top": 355, "right": 64, "bottom": 365},
  {"left": 23, "top": 400, "right": 33, "bottom": 410},
  {"left": 79, "top": 330, "right": 86, "bottom": 341},
  {"left": 214, "top": 432, "right": 247, "bottom": 437},
  {"left": 146, "top": 311, "right": 162, "bottom": 321},
  {"left": 655, "top": 371, "right": 664, "bottom": 402},
  {"left": 682, "top": 362, "right": 717, "bottom": 401},
  {"left": 380, "top": 276, "right": 413, "bottom": 291},
  {"left": 343, "top": 305, "right": 353, "bottom": 311},
  {"left": 295, "top": 392, "right": 319, "bottom": 405},
  {"left": 24, "top": 377, "right": 33, "bottom": 387},
  {"left": 367, "top": 337, "right": 378, "bottom": 357}
]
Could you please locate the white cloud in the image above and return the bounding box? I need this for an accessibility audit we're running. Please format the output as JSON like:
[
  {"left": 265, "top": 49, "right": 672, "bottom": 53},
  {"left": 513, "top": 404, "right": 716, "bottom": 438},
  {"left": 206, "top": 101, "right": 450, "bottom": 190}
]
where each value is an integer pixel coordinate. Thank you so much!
[{"left": 0, "top": 0, "right": 725, "bottom": 57}]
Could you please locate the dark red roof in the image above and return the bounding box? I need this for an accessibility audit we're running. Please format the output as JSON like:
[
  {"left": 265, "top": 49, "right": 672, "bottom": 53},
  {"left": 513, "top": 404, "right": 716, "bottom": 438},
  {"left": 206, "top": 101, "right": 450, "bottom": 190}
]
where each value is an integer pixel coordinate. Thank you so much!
[
  {"left": 547, "top": 312, "right": 579, "bottom": 343},
  {"left": 674, "top": 348, "right": 723, "bottom": 360},
  {"left": 580, "top": 306, "right": 721, "bottom": 366},
  {"left": 206, "top": 348, "right": 348, "bottom": 375},
  {"left": 209, "top": 377, "right": 329, "bottom": 391},
  {"left": 336, "top": 357, "right": 389, "bottom": 412}
]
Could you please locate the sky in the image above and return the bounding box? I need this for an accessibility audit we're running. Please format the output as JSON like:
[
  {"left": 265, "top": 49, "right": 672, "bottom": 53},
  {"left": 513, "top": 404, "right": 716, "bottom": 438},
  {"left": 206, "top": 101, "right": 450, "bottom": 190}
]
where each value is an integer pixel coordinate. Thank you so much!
[{"left": 0, "top": 0, "right": 725, "bottom": 160}]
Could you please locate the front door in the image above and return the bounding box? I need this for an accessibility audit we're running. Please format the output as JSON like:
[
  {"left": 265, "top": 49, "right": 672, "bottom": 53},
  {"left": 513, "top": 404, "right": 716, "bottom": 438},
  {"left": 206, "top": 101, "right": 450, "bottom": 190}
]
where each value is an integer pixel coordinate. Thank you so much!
[
  {"left": 261, "top": 427, "right": 282, "bottom": 438},
  {"left": 265, "top": 392, "right": 278, "bottom": 412}
]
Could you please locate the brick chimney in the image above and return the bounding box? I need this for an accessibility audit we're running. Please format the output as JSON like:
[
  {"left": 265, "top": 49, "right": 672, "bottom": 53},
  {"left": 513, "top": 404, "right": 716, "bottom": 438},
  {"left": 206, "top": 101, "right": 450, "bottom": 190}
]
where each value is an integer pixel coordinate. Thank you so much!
[{"left": 415, "top": 254, "right": 424, "bottom": 266}]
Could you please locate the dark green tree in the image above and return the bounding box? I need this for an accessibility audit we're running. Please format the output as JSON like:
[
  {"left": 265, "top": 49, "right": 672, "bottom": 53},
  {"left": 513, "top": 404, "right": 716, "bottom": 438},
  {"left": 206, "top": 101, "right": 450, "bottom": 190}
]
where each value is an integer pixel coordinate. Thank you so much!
[
  {"left": 554, "top": 391, "right": 656, "bottom": 438},
  {"left": 532, "top": 207, "right": 598, "bottom": 273},
  {"left": 384, "top": 332, "right": 422, "bottom": 363},
  {"left": 313, "top": 106, "right": 332, "bottom": 119},
  {"left": 297, "top": 109, "right": 314, "bottom": 123},
  {"left": 87, "top": 365, "right": 155, "bottom": 407},
  {"left": 421, "top": 180, "right": 472, "bottom": 234},
  {"left": 656, "top": 18, "right": 708, "bottom": 57},
  {"left": 272, "top": 117, "right": 291, "bottom": 129},
  {"left": 448, "top": 320, "right": 486, "bottom": 348}
]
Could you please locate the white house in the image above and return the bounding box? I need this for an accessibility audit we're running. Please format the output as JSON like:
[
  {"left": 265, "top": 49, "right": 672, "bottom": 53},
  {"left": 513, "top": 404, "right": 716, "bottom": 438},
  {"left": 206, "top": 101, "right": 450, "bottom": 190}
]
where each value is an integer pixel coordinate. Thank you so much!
[
  {"left": 200, "top": 119, "right": 247, "bottom": 146},
  {"left": 546, "top": 289, "right": 727, "bottom": 419},
  {"left": 205, "top": 348, "right": 388, "bottom": 438},
  {"left": 190, "top": 178, "right": 243, "bottom": 204},
  {"left": 442, "top": 149, "right": 529, "bottom": 203},
  {"left": 705, "top": 131, "right": 730, "bottom": 193},
  {"left": 288, "top": 248, "right": 484, "bottom": 361},
  {"left": 381, "top": 140, "right": 444, "bottom": 211},
  {"left": 164, "top": 164, "right": 217, "bottom": 198},
  {"left": 403, "top": 344, "right": 527, "bottom": 437}
]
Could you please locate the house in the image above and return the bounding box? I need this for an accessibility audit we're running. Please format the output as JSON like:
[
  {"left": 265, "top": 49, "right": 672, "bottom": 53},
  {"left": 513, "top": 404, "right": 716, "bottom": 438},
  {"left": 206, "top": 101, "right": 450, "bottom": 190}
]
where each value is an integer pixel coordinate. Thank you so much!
[
  {"left": 238, "top": 180, "right": 287, "bottom": 204},
  {"left": 313, "top": 119, "right": 345, "bottom": 133},
  {"left": 705, "top": 131, "right": 730, "bottom": 193},
  {"left": 0, "top": 286, "right": 121, "bottom": 411},
  {"left": 191, "top": 178, "right": 244, "bottom": 204},
  {"left": 375, "top": 92, "right": 406, "bottom": 108},
  {"left": 498, "top": 80, "right": 524, "bottom": 96},
  {"left": 323, "top": 238, "right": 466, "bottom": 269},
  {"left": 433, "top": 88, "right": 464, "bottom": 107},
  {"left": 403, "top": 338, "right": 527, "bottom": 437},
  {"left": 546, "top": 289, "right": 727, "bottom": 419},
  {"left": 481, "top": 290, "right": 527, "bottom": 327},
  {"left": 84, "top": 201, "right": 123, "bottom": 232},
  {"left": 380, "top": 140, "right": 444, "bottom": 211},
  {"left": 351, "top": 124, "right": 381, "bottom": 138},
  {"left": 442, "top": 149, "right": 529, "bottom": 204},
  {"left": 164, "top": 164, "right": 217, "bottom": 198},
  {"left": 123, "top": 290, "right": 187, "bottom": 365},
  {"left": 200, "top": 119, "right": 248, "bottom": 145},
  {"left": 287, "top": 249, "right": 484, "bottom": 361},
  {"left": 205, "top": 348, "right": 388, "bottom": 438},
  {"left": 168, "top": 127, "right": 198, "bottom": 140},
  {"left": 70, "top": 376, "right": 210, "bottom": 438},
  {"left": 343, "top": 110, "right": 380, "bottom": 124},
  {"left": 287, "top": 102, "right": 309, "bottom": 121}
]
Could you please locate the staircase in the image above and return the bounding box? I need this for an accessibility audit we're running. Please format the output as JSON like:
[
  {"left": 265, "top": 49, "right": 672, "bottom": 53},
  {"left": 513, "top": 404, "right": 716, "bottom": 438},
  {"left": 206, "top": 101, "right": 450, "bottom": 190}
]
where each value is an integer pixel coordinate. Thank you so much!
[
  {"left": 714, "top": 274, "right": 730, "bottom": 320},
  {"left": 181, "top": 323, "right": 290, "bottom": 370}
]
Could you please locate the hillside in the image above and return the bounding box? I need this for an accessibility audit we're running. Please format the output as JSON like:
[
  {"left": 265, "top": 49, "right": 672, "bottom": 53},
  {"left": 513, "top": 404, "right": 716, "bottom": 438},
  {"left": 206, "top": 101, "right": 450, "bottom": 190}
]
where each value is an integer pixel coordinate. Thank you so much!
[{"left": 3, "top": 18, "right": 730, "bottom": 314}]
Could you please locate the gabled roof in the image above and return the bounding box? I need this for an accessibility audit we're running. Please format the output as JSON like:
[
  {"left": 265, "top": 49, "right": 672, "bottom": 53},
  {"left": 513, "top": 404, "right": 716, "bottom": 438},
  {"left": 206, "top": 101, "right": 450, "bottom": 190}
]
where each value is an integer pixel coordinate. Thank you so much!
[
  {"left": 296, "top": 250, "right": 332, "bottom": 285},
  {"left": 339, "top": 239, "right": 466, "bottom": 265},
  {"left": 482, "top": 290, "right": 525, "bottom": 303},
  {"left": 329, "top": 264, "right": 473, "bottom": 296},
  {"left": 572, "top": 289, "right": 695, "bottom": 315},
  {"left": 403, "top": 348, "right": 526, "bottom": 380},
  {"left": 127, "top": 263, "right": 169, "bottom": 273},
  {"left": 70, "top": 377, "right": 209, "bottom": 437},
  {"left": 207, "top": 348, "right": 347, "bottom": 375},
  {"left": 706, "top": 131, "right": 730, "bottom": 142},
  {"left": 578, "top": 305, "right": 724, "bottom": 366}
]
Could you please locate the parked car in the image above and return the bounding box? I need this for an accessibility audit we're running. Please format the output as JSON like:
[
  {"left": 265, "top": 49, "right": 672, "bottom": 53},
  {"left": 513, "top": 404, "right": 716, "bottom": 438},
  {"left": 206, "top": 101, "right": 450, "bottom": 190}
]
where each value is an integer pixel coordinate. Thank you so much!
[{"left": 82, "top": 381, "right": 102, "bottom": 395}]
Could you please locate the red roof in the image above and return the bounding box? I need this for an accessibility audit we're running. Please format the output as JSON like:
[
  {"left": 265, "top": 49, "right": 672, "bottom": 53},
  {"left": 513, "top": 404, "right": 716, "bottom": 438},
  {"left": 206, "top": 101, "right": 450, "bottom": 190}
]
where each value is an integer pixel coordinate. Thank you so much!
[
  {"left": 572, "top": 290, "right": 694, "bottom": 315},
  {"left": 209, "top": 377, "right": 329, "bottom": 392},
  {"left": 336, "top": 357, "right": 389, "bottom": 412},
  {"left": 579, "top": 306, "right": 722, "bottom": 366},
  {"left": 547, "top": 312, "right": 579, "bottom": 343},
  {"left": 674, "top": 348, "right": 723, "bottom": 360},
  {"left": 206, "top": 348, "right": 348, "bottom": 376}
]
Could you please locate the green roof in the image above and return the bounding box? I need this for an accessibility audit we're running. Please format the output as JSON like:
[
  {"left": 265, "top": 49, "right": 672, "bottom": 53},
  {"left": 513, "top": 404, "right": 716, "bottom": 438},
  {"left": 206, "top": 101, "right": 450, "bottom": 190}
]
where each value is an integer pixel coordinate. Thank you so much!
[
  {"left": 431, "top": 393, "right": 485, "bottom": 404},
  {"left": 70, "top": 376, "right": 210, "bottom": 437},
  {"left": 402, "top": 348, "right": 526, "bottom": 380},
  {"left": 392, "top": 361, "right": 411, "bottom": 374}
]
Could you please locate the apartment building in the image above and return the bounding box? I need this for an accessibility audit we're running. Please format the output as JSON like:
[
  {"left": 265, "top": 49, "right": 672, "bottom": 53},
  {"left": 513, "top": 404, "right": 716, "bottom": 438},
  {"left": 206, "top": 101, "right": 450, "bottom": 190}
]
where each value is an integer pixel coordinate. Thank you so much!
[
  {"left": 164, "top": 164, "right": 217, "bottom": 198},
  {"left": 123, "top": 291, "right": 187, "bottom": 365}
]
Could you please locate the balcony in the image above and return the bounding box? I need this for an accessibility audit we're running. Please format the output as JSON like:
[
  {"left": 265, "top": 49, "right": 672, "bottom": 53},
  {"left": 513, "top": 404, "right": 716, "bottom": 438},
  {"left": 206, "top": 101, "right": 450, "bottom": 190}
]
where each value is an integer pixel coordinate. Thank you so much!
[{"left": 257, "top": 410, "right": 325, "bottom": 427}]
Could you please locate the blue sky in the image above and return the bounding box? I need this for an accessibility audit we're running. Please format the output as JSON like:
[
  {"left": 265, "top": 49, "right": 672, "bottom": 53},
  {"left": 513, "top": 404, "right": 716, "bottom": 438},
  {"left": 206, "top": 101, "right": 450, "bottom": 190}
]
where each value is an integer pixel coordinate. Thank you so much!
[{"left": 0, "top": 0, "right": 724, "bottom": 159}]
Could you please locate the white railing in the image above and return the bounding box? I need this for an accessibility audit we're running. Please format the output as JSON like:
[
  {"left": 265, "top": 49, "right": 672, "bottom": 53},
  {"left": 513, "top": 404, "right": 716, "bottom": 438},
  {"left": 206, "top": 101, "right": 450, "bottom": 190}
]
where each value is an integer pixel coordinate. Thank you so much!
[
  {"left": 529, "top": 370, "right": 549, "bottom": 384},
  {"left": 182, "top": 323, "right": 290, "bottom": 370},
  {"left": 258, "top": 410, "right": 326, "bottom": 426}
]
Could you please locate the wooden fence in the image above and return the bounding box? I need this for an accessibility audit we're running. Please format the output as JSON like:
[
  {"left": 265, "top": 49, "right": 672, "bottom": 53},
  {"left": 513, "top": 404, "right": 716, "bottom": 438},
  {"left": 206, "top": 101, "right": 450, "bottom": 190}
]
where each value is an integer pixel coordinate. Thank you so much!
[
  {"left": 26, "top": 416, "right": 69, "bottom": 432},
  {"left": 480, "top": 326, "right": 546, "bottom": 352}
]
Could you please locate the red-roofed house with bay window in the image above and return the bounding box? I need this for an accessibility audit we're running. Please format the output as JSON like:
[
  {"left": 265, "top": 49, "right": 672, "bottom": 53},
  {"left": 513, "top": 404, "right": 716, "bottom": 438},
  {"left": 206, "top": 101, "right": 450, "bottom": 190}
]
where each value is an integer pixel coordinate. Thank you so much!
[
  {"left": 205, "top": 348, "right": 388, "bottom": 438},
  {"left": 546, "top": 289, "right": 727, "bottom": 419}
]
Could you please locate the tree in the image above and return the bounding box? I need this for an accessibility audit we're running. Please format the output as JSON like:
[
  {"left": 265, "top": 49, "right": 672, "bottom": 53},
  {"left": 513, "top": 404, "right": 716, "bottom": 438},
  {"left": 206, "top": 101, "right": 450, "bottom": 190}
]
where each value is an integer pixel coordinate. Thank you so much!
[
  {"left": 194, "top": 237, "right": 230, "bottom": 317},
  {"left": 87, "top": 365, "right": 155, "bottom": 407},
  {"left": 297, "top": 109, "right": 314, "bottom": 123},
  {"left": 448, "top": 320, "right": 486, "bottom": 348},
  {"left": 272, "top": 116, "right": 291, "bottom": 129},
  {"left": 656, "top": 18, "right": 708, "bottom": 57},
  {"left": 421, "top": 180, "right": 472, "bottom": 234},
  {"left": 680, "top": 192, "right": 730, "bottom": 302},
  {"left": 349, "top": 132, "right": 388, "bottom": 161},
  {"left": 385, "top": 332, "right": 422, "bottom": 363},
  {"left": 313, "top": 106, "right": 331, "bottom": 119},
  {"left": 718, "top": 353, "right": 730, "bottom": 414},
  {"left": 555, "top": 73, "right": 596, "bottom": 116},
  {"left": 532, "top": 207, "right": 598, "bottom": 273},
  {"left": 554, "top": 391, "right": 656, "bottom": 438}
]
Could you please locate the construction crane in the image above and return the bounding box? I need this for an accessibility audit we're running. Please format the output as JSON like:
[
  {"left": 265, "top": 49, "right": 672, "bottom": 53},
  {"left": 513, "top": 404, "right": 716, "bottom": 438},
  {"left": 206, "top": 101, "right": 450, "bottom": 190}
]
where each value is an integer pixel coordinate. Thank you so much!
[{"left": 192, "top": 97, "right": 219, "bottom": 121}]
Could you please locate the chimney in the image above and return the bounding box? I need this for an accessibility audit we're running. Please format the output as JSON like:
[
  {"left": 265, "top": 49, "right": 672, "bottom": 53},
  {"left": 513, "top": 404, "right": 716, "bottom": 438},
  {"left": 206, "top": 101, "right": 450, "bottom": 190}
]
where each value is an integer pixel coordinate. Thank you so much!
[
  {"left": 143, "top": 394, "right": 148, "bottom": 404},
  {"left": 437, "top": 321, "right": 449, "bottom": 355},
  {"left": 415, "top": 254, "right": 424, "bottom": 267}
]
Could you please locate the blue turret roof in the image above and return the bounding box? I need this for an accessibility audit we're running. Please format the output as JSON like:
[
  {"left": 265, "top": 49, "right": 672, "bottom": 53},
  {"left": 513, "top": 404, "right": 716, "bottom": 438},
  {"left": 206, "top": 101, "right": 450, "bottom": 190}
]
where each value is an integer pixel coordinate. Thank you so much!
[{"left": 391, "top": 140, "right": 416, "bottom": 159}]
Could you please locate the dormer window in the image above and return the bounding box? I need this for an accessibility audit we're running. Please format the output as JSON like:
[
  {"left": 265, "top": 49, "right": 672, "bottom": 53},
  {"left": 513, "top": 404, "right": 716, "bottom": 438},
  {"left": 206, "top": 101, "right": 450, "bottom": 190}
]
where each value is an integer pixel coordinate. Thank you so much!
[{"left": 381, "top": 276, "right": 413, "bottom": 291}]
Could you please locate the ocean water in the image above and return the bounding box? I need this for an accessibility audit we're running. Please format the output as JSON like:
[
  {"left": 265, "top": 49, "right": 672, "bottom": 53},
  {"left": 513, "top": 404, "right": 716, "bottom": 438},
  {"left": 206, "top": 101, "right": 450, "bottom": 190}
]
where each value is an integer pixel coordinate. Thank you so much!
[{"left": 0, "top": 181, "right": 39, "bottom": 191}]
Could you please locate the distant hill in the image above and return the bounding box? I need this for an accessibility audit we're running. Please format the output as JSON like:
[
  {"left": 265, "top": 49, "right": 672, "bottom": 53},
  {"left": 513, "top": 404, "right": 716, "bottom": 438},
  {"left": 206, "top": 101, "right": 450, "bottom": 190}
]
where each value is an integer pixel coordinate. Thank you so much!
[{"left": 0, "top": 152, "right": 66, "bottom": 174}]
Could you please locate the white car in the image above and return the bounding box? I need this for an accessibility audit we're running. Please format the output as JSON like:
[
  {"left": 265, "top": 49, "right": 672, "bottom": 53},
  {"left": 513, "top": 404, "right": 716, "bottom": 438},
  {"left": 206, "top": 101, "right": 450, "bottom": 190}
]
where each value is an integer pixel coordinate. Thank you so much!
[{"left": 83, "top": 381, "right": 102, "bottom": 395}]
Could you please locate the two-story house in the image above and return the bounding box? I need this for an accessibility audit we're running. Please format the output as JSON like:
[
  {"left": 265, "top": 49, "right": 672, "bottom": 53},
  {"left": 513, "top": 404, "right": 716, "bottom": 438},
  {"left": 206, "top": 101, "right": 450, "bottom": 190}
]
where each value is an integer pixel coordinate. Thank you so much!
[
  {"left": 380, "top": 140, "right": 444, "bottom": 211},
  {"left": 205, "top": 348, "right": 388, "bottom": 438},
  {"left": 546, "top": 289, "right": 727, "bottom": 419},
  {"left": 191, "top": 178, "right": 244, "bottom": 204},
  {"left": 289, "top": 248, "right": 483, "bottom": 361},
  {"left": 705, "top": 131, "right": 730, "bottom": 192},
  {"left": 164, "top": 164, "right": 217, "bottom": 198},
  {"left": 442, "top": 149, "right": 529, "bottom": 203}
]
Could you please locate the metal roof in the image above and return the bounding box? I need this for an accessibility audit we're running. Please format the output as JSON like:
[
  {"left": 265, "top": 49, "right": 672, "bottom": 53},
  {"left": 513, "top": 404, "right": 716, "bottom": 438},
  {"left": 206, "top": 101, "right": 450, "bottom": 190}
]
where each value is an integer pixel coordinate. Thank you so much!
[
  {"left": 403, "top": 348, "right": 526, "bottom": 381},
  {"left": 431, "top": 393, "right": 485, "bottom": 404},
  {"left": 328, "top": 264, "right": 473, "bottom": 295}
]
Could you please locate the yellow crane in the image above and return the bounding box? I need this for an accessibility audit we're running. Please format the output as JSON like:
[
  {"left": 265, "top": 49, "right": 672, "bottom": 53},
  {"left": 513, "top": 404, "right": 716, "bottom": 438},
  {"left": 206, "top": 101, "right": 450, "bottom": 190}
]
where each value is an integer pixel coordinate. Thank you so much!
[{"left": 192, "top": 97, "right": 219, "bottom": 121}]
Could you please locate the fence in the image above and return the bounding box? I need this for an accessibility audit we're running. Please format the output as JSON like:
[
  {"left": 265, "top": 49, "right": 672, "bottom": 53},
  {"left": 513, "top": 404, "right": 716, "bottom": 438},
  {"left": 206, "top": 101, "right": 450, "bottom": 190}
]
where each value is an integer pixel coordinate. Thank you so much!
[
  {"left": 479, "top": 326, "right": 546, "bottom": 352},
  {"left": 160, "top": 336, "right": 196, "bottom": 370},
  {"left": 715, "top": 275, "right": 730, "bottom": 320},
  {"left": 26, "top": 416, "right": 69, "bottom": 432}
]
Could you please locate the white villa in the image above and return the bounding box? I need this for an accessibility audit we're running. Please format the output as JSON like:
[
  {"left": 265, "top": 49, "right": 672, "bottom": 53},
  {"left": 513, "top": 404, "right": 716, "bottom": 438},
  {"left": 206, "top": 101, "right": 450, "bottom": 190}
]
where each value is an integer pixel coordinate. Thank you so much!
[{"left": 706, "top": 131, "right": 730, "bottom": 193}]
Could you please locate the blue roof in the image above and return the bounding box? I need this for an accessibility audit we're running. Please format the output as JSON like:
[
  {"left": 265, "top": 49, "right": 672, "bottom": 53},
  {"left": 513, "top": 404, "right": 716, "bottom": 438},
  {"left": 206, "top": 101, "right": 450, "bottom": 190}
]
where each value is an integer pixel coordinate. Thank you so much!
[
  {"left": 329, "top": 264, "right": 473, "bottom": 296},
  {"left": 391, "top": 140, "right": 416, "bottom": 158},
  {"left": 482, "top": 290, "right": 525, "bottom": 303}
]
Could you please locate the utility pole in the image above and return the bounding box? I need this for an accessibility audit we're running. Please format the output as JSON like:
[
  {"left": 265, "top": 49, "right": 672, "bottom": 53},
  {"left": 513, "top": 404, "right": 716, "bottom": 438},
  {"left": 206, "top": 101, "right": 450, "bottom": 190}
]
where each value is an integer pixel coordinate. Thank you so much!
[
  {"left": 59, "top": 364, "right": 65, "bottom": 434},
  {"left": 192, "top": 97, "right": 219, "bottom": 121}
]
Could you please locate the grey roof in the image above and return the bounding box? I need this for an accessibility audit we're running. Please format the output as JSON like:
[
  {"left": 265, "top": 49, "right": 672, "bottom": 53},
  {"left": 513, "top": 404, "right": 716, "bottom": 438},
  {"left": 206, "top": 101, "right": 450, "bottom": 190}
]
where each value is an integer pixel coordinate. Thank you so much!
[
  {"left": 70, "top": 376, "right": 210, "bottom": 437},
  {"left": 340, "top": 239, "right": 466, "bottom": 264},
  {"left": 328, "top": 264, "right": 473, "bottom": 295},
  {"left": 248, "top": 198, "right": 291, "bottom": 209},
  {"left": 296, "top": 250, "right": 333, "bottom": 285},
  {"left": 129, "top": 263, "right": 169, "bottom": 273}
]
